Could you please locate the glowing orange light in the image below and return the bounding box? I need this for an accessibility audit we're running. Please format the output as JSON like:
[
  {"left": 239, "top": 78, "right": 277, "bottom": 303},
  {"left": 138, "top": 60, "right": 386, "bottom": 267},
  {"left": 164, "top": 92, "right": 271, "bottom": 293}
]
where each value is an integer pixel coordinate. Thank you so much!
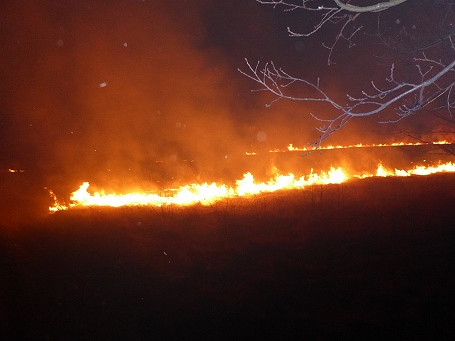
[
  {"left": 8, "top": 168, "right": 25, "bottom": 173},
  {"left": 48, "top": 162, "right": 455, "bottom": 212},
  {"left": 47, "top": 188, "right": 68, "bottom": 213},
  {"left": 244, "top": 140, "right": 453, "bottom": 155}
]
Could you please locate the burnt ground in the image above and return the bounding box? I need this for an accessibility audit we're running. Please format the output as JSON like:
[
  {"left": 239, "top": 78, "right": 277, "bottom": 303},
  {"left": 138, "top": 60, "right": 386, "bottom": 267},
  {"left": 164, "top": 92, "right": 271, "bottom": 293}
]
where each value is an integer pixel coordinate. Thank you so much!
[{"left": 1, "top": 174, "right": 455, "bottom": 339}]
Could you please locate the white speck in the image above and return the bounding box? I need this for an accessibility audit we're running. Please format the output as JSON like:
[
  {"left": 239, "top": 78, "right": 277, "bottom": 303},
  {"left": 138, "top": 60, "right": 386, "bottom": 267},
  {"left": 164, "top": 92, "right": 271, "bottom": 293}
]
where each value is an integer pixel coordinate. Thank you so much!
[
  {"left": 395, "top": 19, "right": 401, "bottom": 24},
  {"left": 99, "top": 82, "right": 107, "bottom": 88},
  {"left": 122, "top": 42, "right": 128, "bottom": 47},
  {"left": 163, "top": 251, "right": 168, "bottom": 256},
  {"left": 224, "top": 155, "right": 228, "bottom": 159}
]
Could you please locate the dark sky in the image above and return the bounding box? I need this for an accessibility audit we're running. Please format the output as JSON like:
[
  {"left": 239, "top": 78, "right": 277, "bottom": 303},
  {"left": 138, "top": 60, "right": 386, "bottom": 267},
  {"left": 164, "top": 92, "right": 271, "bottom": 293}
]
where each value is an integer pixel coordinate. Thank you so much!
[{"left": 0, "top": 0, "right": 441, "bottom": 190}]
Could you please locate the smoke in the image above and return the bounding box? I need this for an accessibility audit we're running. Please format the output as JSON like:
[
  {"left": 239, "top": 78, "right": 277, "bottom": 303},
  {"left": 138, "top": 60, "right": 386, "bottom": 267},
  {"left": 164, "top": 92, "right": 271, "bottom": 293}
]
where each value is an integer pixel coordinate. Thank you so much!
[
  {"left": 1, "top": 0, "right": 449, "bottom": 205},
  {"left": 0, "top": 0, "right": 266, "bottom": 193}
]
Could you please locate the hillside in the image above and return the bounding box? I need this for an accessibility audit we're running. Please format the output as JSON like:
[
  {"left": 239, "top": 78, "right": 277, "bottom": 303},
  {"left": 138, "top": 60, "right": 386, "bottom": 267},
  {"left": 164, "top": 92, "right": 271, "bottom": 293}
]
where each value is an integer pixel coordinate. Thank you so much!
[{"left": 1, "top": 174, "right": 455, "bottom": 339}]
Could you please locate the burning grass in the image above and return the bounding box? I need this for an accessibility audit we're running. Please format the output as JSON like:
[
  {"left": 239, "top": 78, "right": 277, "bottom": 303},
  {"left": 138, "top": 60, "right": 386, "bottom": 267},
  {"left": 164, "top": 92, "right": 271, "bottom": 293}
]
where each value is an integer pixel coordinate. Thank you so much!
[
  {"left": 263, "top": 140, "right": 454, "bottom": 154},
  {"left": 48, "top": 161, "right": 455, "bottom": 212},
  {"left": 2, "top": 170, "right": 455, "bottom": 339}
]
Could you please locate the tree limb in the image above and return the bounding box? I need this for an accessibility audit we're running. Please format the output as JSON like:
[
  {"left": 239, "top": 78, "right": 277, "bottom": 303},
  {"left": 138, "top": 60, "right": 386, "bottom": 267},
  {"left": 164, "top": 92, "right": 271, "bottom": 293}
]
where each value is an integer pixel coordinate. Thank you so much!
[{"left": 334, "top": 0, "right": 408, "bottom": 13}]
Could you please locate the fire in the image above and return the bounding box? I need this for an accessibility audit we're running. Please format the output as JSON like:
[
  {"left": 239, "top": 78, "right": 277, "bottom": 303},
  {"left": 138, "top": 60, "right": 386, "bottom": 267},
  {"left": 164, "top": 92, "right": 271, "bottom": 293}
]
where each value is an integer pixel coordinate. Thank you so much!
[
  {"left": 7, "top": 168, "right": 25, "bottom": 173},
  {"left": 372, "top": 162, "right": 455, "bottom": 177},
  {"left": 247, "top": 140, "right": 453, "bottom": 155},
  {"left": 236, "top": 167, "right": 346, "bottom": 196},
  {"left": 48, "top": 162, "right": 455, "bottom": 212},
  {"left": 47, "top": 188, "right": 68, "bottom": 213},
  {"left": 70, "top": 181, "right": 235, "bottom": 207}
]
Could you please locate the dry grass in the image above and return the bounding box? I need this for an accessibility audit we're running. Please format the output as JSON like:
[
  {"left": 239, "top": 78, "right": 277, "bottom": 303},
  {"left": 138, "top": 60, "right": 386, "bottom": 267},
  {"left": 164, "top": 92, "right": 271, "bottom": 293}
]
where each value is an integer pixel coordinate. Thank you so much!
[{"left": 1, "top": 174, "right": 455, "bottom": 339}]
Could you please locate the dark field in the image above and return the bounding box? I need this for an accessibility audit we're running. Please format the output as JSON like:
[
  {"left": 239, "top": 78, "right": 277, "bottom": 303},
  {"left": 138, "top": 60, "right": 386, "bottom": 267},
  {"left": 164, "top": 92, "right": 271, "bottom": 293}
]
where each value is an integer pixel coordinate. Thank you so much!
[{"left": 1, "top": 174, "right": 455, "bottom": 339}]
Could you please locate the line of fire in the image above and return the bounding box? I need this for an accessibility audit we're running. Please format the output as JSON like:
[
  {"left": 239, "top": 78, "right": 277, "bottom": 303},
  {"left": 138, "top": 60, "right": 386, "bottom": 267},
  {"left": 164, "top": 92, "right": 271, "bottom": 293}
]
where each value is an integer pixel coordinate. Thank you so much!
[{"left": 46, "top": 140, "right": 455, "bottom": 212}]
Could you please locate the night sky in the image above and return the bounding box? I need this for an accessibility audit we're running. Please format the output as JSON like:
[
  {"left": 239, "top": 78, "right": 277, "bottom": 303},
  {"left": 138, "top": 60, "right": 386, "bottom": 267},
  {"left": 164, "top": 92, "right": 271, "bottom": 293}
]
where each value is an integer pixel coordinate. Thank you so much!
[{"left": 0, "top": 0, "right": 443, "bottom": 191}]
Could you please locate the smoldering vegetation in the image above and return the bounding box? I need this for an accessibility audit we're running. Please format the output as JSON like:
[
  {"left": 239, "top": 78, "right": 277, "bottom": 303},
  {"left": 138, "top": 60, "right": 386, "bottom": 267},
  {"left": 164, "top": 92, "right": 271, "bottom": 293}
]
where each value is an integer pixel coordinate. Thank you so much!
[{"left": 1, "top": 174, "right": 454, "bottom": 339}]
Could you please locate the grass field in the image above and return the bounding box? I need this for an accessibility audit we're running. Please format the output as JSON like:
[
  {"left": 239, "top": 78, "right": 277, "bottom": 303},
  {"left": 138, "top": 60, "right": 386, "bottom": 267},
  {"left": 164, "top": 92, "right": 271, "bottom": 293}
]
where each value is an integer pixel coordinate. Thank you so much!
[{"left": 1, "top": 174, "right": 455, "bottom": 339}]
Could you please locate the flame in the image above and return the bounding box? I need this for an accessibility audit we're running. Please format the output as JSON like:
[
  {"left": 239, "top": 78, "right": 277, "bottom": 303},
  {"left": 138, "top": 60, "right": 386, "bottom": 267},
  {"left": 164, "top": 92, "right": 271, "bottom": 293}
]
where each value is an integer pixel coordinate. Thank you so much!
[
  {"left": 69, "top": 181, "right": 236, "bottom": 207},
  {"left": 8, "top": 168, "right": 25, "bottom": 173},
  {"left": 373, "top": 162, "right": 455, "bottom": 177},
  {"left": 247, "top": 140, "right": 453, "bottom": 155},
  {"left": 47, "top": 188, "right": 68, "bottom": 213},
  {"left": 48, "top": 162, "right": 455, "bottom": 212}
]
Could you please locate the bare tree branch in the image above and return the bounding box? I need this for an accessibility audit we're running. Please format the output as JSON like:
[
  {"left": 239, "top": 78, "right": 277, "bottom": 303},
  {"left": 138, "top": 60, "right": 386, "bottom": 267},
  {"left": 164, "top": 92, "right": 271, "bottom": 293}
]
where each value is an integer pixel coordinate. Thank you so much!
[
  {"left": 242, "top": 1, "right": 455, "bottom": 148},
  {"left": 239, "top": 57, "right": 455, "bottom": 146},
  {"left": 334, "top": 0, "right": 408, "bottom": 13},
  {"left": 399, "top": 130, "right": 455, "bottom": 156}
]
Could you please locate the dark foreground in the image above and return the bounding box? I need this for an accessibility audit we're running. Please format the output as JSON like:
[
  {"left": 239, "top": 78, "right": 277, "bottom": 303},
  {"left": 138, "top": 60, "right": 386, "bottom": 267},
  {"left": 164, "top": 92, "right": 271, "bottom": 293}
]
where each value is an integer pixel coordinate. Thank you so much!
[{"left": 1, "top": 174, "right": 455, "bottom": 339}]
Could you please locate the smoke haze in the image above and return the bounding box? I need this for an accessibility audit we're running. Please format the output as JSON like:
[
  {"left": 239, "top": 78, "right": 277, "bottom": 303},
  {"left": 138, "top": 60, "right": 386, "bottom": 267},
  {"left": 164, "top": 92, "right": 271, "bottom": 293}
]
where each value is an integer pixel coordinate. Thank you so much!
[
  {"left": 1, "top": 0, "right": 268, "bottom": 193},
  {"left": 0, "top": 0, "right": 450, "bottom": 209}
]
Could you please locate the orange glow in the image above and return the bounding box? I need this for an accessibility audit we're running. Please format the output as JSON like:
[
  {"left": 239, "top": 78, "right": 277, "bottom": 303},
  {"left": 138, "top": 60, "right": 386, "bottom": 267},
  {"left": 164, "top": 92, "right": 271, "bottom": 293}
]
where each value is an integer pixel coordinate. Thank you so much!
[
  {"left": 48, "top": 162, "right": 455, "bottom": 212},
  {"left": 47, "top": 188, "right": 68, "bottom": 213},
  {"left": 348, "top": 162, "right": 455, "bottom": 179},
  {"left": 8, "top": 168, "right": 25, "bottom": 173},
  {"left": 247, "top": 140, "right": 453, "bottom": 155}
]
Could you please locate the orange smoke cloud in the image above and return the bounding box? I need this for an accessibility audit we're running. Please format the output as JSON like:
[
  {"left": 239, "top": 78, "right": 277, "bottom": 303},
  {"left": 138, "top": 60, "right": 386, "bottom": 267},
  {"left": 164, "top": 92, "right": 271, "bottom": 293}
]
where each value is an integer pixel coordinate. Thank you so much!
[{"left": 0, "top": 0, "right": 260, "bottom": 193}]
